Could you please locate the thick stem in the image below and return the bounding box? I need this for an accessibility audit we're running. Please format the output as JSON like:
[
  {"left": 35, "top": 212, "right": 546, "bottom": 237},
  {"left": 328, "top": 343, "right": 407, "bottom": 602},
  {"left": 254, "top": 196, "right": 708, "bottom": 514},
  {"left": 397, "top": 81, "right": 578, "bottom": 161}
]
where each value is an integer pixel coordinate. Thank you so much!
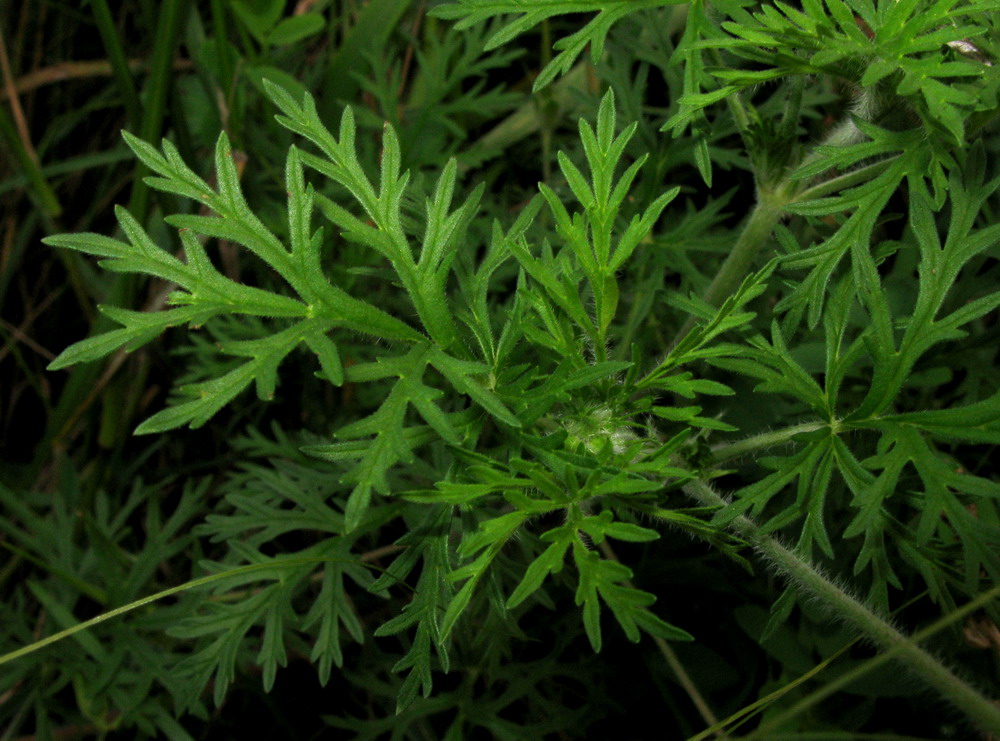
[
  {"left": 667, "top": 85, "right": 891, "bottom": 353},
  {"left": 684, "top": 478, "right": 1000, "bottom": 734},
  {"left": 749, "top": 584, "right": 1000, "bottom": 738},
  {"left": 708, "top": 421, "right": 826, "bottom": 464},
  {"left": 669, "top": 194, "right": 787, "bottom": 350},
  {"left": 792, "top": 157, "right": 894, "bottom": 203},
  {"left": 701, "top": 195, "right": 787, "bottom": 312}
]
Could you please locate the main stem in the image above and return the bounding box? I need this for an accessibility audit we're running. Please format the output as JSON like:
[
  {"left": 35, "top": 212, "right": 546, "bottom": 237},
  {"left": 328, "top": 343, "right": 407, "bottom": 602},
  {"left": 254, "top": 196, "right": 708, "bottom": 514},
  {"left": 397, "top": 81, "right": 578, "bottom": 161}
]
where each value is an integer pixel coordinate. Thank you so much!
[
  {"left": 684, "top": 478, "right": 1000, "bottom": 734},
  {"left": 668, "top": 192, "right": 787, "bottom": 351},
  {"left": 667, "top": 86, "right": 887, "bottom": 352},
  {"left": 708, "top": 421, "right": 827, "bottom": 464}
]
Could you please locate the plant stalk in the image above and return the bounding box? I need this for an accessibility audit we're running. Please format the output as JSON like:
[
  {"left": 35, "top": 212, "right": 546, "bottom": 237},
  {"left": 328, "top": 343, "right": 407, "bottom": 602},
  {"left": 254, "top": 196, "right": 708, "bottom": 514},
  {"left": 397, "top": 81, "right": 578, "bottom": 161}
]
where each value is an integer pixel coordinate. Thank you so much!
[
  {"left": 667, "top": 86, "right": 893, "bottom": 353},
  {"left": 748, "top": 584, "right": 1000, "bottom": 738},
  {"left": 708, "top": 421, "right": 826, "bottom": 464},
  {"left": 668, "top": 193, "right": 787, "bottom": 350},
  {"left": 684, "top": 477, "right": 1000, "bottom": 734}
]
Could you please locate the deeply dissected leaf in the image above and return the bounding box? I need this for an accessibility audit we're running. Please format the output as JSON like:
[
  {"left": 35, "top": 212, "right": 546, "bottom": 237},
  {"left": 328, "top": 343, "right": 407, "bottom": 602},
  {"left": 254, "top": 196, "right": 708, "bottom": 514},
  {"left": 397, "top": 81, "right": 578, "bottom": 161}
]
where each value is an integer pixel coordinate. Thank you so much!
[
  {"left": 430, "top": 1, "right": 685, "bottom": 90},
  {"left": 33, "top": 4, "right": 1000, "bottom": 733}
]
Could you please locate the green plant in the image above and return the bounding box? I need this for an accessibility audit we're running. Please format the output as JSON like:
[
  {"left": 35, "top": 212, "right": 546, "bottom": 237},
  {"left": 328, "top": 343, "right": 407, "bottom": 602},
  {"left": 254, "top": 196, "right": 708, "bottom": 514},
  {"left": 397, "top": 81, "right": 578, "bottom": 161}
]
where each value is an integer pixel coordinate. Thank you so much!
[{"left": 5, "top": 0, "right": 1000, "bottom": 737}]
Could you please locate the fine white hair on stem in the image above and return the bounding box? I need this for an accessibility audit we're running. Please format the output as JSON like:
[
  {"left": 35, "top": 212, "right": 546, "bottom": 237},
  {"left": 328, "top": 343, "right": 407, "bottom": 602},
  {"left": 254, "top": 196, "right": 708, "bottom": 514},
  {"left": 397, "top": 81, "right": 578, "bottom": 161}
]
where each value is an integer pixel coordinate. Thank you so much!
[{"left": 683, "top": 477, "right": 1000, "bottom": 732}]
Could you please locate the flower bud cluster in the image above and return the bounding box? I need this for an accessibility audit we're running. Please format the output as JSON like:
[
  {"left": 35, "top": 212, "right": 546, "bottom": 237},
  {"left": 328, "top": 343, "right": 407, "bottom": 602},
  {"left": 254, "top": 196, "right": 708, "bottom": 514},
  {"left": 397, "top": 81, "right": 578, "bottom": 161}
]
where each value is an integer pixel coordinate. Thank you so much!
[{"left": 561, "top": 404, "right": 638, "bottom": 456}]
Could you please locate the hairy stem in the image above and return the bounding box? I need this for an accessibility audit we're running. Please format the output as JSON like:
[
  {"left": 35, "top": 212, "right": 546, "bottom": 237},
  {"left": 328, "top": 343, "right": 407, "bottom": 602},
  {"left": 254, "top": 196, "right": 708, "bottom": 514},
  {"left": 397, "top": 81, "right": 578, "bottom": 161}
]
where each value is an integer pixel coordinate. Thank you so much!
[
  {"left": 684, "top": 478, "right": 1000, "bottom": 734},
  {"left": 708, "top": 421, "right": 827, "bottom": 464},
  {"left": 668, "top": 193, "right": 787, "bottom": 349},
  {"left": 792, "top": 157, "right": 894, "bottom": 203},
  {"left": 669, "top": 86, "right": 893, "bottom": 352},
  {"left": 748, "top": 584, "right": 1000, "bottom": 738}
]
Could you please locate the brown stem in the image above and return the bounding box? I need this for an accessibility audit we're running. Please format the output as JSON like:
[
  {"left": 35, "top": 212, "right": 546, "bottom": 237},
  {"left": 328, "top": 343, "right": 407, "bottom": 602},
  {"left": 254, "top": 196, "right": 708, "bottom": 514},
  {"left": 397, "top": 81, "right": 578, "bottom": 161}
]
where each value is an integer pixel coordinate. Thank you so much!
[{"left": 1, "top": 58, "right": 194, "bottom": 100}]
